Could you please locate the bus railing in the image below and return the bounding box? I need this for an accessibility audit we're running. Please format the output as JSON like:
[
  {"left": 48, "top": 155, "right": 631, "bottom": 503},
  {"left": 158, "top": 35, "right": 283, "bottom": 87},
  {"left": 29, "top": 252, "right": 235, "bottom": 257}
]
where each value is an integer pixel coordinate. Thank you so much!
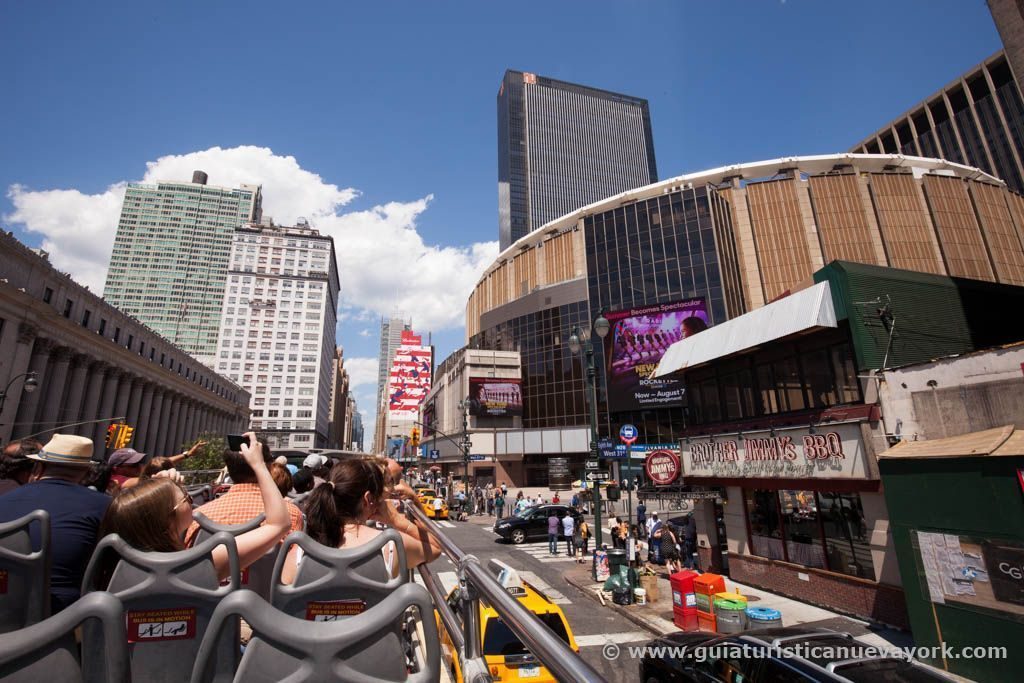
[{"left": 404, "top": 501, "right": 605, "bottom": 683}]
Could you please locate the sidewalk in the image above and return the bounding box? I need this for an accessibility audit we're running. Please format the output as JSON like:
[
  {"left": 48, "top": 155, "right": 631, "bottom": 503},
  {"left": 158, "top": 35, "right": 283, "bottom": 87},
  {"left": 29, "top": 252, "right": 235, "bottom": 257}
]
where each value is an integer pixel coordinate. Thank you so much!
[{"left": 562, "top": 562, "right": 913, "bottom": 651}]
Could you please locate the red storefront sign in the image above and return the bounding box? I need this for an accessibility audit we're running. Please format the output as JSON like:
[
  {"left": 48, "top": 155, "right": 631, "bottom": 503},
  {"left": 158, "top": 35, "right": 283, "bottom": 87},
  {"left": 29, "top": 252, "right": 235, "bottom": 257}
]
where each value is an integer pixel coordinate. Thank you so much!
[{"left": 645, "top": 450, "right": 681, "bottom": 485}]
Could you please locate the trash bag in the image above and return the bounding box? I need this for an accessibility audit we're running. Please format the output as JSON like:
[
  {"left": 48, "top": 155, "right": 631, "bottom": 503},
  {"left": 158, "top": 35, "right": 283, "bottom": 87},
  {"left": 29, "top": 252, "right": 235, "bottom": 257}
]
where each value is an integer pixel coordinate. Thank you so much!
[
  {"left": 613, "top": 586, "right": 633, "bottom": 606},
  {"left": 603, "top": 573, "right": 626, "bottom": 593}
]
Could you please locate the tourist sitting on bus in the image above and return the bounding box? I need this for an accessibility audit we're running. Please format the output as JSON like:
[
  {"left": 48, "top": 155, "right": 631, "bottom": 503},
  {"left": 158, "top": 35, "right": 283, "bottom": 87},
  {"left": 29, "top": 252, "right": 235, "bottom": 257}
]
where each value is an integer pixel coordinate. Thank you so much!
[
  {"left": 281, "top": 458, "right": 440, "bottom": 582},
  {"left": 0, "top": 438, "right": 42, "bottom": 495},
  {"left": 95, "top": 434, "right": 290, "bottom": 585},
  {"left": 0, "top": 434, "right": 110, "bottom": 613},
  {"left": 185, "top": 436, "right": 304, "bottom": 546}
]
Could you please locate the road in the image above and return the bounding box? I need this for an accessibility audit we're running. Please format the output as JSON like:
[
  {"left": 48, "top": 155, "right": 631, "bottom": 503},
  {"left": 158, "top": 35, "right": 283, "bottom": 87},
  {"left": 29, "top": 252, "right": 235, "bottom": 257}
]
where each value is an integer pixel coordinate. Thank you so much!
[{"left": 420, "top": 512, "right": 664, "bottom": 681}]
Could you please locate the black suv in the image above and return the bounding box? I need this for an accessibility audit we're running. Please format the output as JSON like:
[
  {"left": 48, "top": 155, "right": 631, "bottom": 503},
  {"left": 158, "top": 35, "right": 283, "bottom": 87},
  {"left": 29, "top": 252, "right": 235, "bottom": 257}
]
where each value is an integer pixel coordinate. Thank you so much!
[
  {"left": 493, "top": 505, "right": 582, "bottom": 544},
  {"left": 639, "top": 628, "right": 957, "bottom": 682}
]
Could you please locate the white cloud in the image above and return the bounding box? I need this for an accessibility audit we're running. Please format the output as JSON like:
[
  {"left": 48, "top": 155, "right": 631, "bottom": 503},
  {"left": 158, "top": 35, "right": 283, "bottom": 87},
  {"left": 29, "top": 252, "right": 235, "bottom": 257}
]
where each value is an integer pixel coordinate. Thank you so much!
[
  {"left": 4, "top": 145, "right": 498, "bottom": 332},
  {"left": 343, "top": 356, "right": 379, "bottom": 389},
  {"left": 359, "top": 328, "right": 372, "bottom": 337}
]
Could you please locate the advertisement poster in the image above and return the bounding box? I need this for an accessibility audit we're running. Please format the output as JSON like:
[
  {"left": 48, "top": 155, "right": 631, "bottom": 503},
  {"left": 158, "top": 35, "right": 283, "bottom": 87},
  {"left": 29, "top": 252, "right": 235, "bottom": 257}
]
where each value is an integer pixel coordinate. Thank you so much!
[
  {"left": 603, "top": 298, "right": 709, "bottom": 413},
  {"left": 388, "top": 330, "right": 433, "bottom": 420},
  {"left": 916, "top": 531, "right": 1024, "bottom": 617},
  {"left": 468, "top": 378, "right": 523, "bottom": 416},
  {"left": 549, "top": 456, "right": 571, "bottom": 490},
  {"left": 386, "top": 437, "right": 406, "bottom": 461}
]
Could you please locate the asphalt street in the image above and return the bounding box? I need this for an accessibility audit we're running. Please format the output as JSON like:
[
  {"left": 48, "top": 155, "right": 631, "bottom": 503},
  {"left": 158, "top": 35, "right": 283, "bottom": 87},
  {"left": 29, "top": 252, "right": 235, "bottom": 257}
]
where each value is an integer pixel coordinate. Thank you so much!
[{"left": 421, "top": 513, "right": 663, "bottom": 681}]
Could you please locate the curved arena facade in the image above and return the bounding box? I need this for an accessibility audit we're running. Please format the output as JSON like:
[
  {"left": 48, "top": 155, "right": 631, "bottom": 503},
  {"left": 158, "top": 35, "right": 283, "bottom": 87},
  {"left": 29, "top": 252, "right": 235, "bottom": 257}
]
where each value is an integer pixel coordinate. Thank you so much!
[{"left": 465, "top": 153, "right": 1024, "bottom": 451}]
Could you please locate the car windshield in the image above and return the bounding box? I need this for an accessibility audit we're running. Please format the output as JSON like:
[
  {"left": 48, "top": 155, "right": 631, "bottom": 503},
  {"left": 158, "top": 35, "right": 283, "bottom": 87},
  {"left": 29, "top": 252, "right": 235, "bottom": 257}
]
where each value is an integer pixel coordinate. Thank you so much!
[{"left": 482, "top": 614, "right": 570, "bottom": 656}]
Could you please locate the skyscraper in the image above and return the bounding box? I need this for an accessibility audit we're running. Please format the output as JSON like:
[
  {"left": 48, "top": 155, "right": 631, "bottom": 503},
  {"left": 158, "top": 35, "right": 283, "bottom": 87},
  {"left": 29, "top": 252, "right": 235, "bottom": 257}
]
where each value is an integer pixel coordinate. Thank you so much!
[
  {"left": 497, "top": 70, "right": 658, "bottom": 250},
  {"left": 372, "top": 316, "right": 411, "bottom": 447},
  {"left": 214, "top": 219, "right": 340, "bottom": 449},
  {"left": 104, "top": 171, "right": 261, "bottom": 365}
]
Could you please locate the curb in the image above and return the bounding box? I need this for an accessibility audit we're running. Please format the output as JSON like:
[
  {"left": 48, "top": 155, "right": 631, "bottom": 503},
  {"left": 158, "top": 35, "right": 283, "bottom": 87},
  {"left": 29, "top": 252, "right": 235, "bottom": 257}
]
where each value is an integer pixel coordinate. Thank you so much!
[{"left": 564, "top": 571, "right": 670, "bottom": 638}]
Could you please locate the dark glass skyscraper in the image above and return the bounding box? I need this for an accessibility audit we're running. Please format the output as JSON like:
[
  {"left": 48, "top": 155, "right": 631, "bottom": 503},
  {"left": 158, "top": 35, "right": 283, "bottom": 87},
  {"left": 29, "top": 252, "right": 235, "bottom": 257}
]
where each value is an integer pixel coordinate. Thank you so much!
[{"left": 497, "top": 70, "right": 658, "bottom": 251}]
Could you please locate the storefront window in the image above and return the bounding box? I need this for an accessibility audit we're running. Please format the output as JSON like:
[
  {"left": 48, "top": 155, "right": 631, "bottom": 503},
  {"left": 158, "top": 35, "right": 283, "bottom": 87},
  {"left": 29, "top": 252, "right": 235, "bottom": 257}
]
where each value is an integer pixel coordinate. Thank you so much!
[
  {"left": 779, "top": 490, "right": 826, "bottom": 569},
  {"left": 801, "top": 348, "right": 837, "bottom": 408},
  {"left": 745, "top": 489, "right": 785, "bottom": 560},
  {"left": 819, "top": 491, "right": 875, "bottom": 579},
  {"left": 830, "top": 343, "right": 860, "bottom": 404},
  {"left": 774, "top": 357, "right": 806, "bottom": 412}
]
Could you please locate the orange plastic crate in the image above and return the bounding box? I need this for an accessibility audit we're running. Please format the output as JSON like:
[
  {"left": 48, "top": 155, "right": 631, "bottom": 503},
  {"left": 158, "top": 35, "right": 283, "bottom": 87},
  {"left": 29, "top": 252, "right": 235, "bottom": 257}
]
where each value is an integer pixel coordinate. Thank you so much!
[{"left": 697, "top": 610, "right": 718, "bottom": 633}]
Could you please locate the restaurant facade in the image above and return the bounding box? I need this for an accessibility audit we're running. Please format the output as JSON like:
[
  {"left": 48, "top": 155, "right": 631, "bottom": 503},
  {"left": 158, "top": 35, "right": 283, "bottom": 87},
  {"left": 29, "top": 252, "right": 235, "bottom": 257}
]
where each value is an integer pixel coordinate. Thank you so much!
[{"left": 651, "top": 261, "right": 1024, "bottom": 626}]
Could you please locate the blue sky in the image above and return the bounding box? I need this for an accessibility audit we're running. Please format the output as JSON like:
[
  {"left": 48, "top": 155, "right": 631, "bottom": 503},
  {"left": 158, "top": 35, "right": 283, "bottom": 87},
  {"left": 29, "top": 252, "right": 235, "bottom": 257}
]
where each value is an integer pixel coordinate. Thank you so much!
[{"left": 0, "top": 0, "right": 1003, "bottom": 431}]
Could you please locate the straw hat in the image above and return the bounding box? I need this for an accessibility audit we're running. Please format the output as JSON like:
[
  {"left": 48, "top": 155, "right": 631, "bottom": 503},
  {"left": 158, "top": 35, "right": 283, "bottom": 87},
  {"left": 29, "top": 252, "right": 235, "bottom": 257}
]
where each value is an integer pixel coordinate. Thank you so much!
[{"left": 28, "top": 434, "right": 95, "bottom": 466}]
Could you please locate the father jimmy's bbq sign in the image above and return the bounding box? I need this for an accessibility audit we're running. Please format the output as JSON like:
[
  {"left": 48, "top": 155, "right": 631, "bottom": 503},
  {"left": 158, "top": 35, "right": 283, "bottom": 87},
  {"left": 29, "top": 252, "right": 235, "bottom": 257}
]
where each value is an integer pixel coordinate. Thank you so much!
[{"left": 681, "top": 423, "right": 871, "bottom": 480}]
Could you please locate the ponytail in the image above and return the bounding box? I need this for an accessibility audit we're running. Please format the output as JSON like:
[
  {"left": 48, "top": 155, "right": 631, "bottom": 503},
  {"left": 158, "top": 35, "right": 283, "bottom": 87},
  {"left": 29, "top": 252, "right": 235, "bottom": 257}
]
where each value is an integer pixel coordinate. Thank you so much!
[
  {"left": 305, "top": 482, "right": 344, "bottom": 548},
  {"left": 303, "top": 458, "right": 387, "bottom": 549}
]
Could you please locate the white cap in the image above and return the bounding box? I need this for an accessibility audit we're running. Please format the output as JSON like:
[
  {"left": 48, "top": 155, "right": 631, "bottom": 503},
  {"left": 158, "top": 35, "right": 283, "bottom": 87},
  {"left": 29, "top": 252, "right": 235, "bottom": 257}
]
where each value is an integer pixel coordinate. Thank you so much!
[{"left": 303, "top": 454, "right": 328, "bottom": 469}]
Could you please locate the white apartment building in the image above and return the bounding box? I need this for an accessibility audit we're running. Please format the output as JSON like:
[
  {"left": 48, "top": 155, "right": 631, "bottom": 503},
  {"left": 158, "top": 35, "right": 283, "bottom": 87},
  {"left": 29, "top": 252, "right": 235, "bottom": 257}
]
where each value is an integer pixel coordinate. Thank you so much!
[{"left": 214, "top": 220, "right": 340, "bottom": 449}]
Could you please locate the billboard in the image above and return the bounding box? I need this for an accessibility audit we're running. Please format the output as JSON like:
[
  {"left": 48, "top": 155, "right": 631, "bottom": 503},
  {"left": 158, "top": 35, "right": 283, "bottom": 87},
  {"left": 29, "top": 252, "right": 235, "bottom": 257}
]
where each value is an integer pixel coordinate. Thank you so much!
[
  {"left": 387, "top": 332, "right": 433, "bottom": 420},
  {"left": 386, "top": 437, "right": 406, "bottom": 461},
  {"left": 603, "top": 298, "right": 709, "bottom": 413},
  {"left": 468, "top": 378, "right": 523, "bottom": 417}
]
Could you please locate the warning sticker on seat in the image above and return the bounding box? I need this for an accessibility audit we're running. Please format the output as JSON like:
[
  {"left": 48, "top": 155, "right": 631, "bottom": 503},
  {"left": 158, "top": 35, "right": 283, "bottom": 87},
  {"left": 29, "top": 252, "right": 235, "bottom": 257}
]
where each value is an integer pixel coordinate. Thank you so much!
[
  {"left": 127, "top": 608, "right": 197, "bottom": 642},
  {"left": 304, "top": 599, "right": 366, "bottom": 621}
]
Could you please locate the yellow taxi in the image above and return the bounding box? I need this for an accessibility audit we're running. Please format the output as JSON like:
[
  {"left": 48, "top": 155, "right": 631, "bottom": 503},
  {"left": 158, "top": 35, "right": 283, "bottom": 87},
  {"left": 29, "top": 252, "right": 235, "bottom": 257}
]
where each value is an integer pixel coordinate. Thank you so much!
[
  {"left": 421, "top": 494, "right": 449, "bottom": 520},
  {"left": 438, "top": 561, "right": 579, "bottom": 682},
  {"left": 415, "top": 487, "right": 438, "bottom": 502}
]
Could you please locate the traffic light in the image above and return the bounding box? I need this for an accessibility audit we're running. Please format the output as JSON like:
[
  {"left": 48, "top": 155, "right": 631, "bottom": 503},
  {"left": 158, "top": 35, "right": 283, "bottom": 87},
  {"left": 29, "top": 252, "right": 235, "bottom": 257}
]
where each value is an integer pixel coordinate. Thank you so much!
[
  {"left": 115, "top": 425, "right": 135, "bottom": 449},
  {"left": 104, "top": 424, "right": 118, "bottom": 448},
  {"left": 410, "top": 427, "right": 420, "bottom": 449}
]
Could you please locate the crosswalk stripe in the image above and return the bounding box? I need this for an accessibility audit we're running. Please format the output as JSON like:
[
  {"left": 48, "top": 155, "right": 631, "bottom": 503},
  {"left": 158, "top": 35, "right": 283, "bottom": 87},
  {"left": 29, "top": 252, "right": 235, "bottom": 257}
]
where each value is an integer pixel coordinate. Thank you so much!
[
  {"left": 518, "top": 571, "right": 571, "bottom": 605},
  {"left": 436, "top": 520, "right": 455, "bottom": 528},
  {"left": 574, "top": 632, "right": 650, "bottom": 648},
  {"left": 512, "top": 542, "right": 578, "bottom": 563}
]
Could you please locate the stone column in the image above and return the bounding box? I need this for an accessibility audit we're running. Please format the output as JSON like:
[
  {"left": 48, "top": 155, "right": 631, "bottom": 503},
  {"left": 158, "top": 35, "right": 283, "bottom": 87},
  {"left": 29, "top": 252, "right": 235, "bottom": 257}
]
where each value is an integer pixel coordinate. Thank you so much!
[
  {"left": 77, "top": 361, "right": 108, "bottom": 438},
  {"left": 135, "top": 384, "right": 155, "bottom": 453},
  {"left": 182, "top": 400, "right": 197, "bottom": 445},
  {"left": 145, "top": 389, "right": 165, "bottom": 454},
  {"left": 0, "top": 324, "right": 39, "bottom": 443},
  {"left": 112, "top": 375, "right": 133, "bottom": 430},
  {"left": 155, "top": 392, "right": 175, "bottom": 456},
  {"left": 165, "top": 394, "right": 183, "bottom": 455},
  {"left": 36, "top": 346, "right": 74, "bottom": 441},
  {"left": 61, "top": 354, "right": 92, "bottom": 429},
  {"left": 92, "top": 369, "right": 123, "bottom": 449},
  {"left": 125, "top": 378, "right": 145, "bottom": 434},
  {"left": 13, "top": 337, "right": 54, "bottom": 439}
]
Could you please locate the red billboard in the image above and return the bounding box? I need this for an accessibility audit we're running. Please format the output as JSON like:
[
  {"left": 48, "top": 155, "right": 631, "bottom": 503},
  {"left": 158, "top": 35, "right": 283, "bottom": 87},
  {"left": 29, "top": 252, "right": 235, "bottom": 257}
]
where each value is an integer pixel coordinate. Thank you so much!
[
  {"left": 603, "top": 298, "right": 709, "bottom": 413},
  {"left": 468, "top": 378, "right": 523, "bottom": 417}
]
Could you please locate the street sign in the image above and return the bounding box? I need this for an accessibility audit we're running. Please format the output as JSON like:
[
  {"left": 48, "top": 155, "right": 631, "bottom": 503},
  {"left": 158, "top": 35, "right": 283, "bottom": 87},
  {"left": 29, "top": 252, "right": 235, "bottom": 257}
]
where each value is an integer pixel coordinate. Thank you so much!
[
  {"left": 619, "top": 424, "right": 638, "bottom": 445},
  {"left": 585, "top": 459, "right": 601, "bottom": 470},
  {"left": 430, "top": 450, "right": 439, "bottom": 460},
  {"left": 469, "top": 454, "right": 486, "bottom": 461},
  {"left": 586, "top": 471, "right": 611, "bottom": 481}
]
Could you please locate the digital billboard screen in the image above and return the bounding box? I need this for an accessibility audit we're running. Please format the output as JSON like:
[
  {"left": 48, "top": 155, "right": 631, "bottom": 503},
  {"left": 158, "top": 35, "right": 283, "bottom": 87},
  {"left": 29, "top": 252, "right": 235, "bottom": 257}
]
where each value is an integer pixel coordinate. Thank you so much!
[
  {"left": 468, "top": 378, "right": 523, "bottom": 417},
  {"left": 603, "top": 298, "right": 709, "bottom": 413}
]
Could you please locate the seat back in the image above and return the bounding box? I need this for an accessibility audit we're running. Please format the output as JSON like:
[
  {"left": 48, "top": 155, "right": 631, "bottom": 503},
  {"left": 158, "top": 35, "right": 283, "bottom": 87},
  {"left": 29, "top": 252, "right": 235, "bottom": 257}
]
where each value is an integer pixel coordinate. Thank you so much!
[
  {"left": 187, "top": 485, "right": 213, "bottom": 507},
  {"left": 81, "top": 531, "right": 240, "bottom": 683},
  {"left": 192, "top": 512, "right": 276, "bottom": 601},
  {"left": 0, "top": 510, "right": 50, "bottom": 632},
  {"left": 191, "top": 586, "right": 440, "bottom": 683},
  {"left": 0, "top": 590, "right": 129, "bottom": 683},
  {"left": 286, "top": 491, "right": 310, "bottom": 507},
  {"left": 269, "top": 529, "right": 407, "bottom": 620}
]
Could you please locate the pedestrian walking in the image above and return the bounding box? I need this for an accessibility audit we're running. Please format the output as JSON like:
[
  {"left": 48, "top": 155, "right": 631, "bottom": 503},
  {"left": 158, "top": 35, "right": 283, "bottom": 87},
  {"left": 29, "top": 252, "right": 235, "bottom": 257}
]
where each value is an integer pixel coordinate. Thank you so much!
[
  {"left": 661, "top": 523, "right": 683, "bottom": 573},
  {"left": 636, "top": 500, "right": 647, "bottom": 539},
  {"left": 547, "top": 510, "right": 560, "bottom": 555},
  {"left": 494, "top": 492, "right": 504, "bottom": 519},
  {"left": 571, "top": 492, "right": 579, "bottom": 510},
  {"left": 577, "top": 521, "right": 590, "bottom": 560},
  {"left": 562, "top": 513, "right": 575, "bottom": 556},
  {"left": 683, "top": 512, "right": 698, "bottom": 570}
]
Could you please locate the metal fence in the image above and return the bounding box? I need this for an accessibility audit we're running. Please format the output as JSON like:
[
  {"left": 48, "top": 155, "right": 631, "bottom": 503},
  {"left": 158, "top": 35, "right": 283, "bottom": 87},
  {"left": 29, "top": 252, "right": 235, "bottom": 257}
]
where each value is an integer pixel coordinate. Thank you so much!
[{"left": 404, "top": 502, "right": 605, "bottom": 683}]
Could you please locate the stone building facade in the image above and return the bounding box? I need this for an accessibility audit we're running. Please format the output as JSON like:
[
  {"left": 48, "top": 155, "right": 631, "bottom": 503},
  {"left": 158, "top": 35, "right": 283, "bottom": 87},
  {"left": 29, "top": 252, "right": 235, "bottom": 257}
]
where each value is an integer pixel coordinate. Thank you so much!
[{"left": 0, "top": 230, "right": 249, "bottom": 453}]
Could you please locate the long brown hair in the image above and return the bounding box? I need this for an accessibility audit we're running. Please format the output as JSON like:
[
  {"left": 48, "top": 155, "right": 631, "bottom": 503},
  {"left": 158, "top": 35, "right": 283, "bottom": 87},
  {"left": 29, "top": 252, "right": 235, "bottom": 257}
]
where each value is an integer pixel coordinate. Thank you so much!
[
  {"left": 305, "top": 458, "right": 386, "bottom": 548},
  {"left": 100, "top": 477, "right": 187, "bottom": 553}
]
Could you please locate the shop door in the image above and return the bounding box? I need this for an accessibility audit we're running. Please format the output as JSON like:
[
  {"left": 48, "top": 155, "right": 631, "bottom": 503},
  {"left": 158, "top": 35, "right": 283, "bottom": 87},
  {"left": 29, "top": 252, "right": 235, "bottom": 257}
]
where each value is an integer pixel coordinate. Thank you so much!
[{"left": 710, "top": 499, "right": 729, "bottom": 574}]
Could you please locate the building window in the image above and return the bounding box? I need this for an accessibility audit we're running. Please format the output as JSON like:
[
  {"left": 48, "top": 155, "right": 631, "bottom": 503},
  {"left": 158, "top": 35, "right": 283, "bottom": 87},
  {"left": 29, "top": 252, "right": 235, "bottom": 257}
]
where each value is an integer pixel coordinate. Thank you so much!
[
  {"left": 98, "top": 319, "right": 107, "bottom": 336},
  {"left": 744, "top": 489, "right": 872, "bottom": 578},
  {"left": 114, "top": 327, "right": 121, "bottom": 343},
  {"left": 43, "top": 287, "right": 53, "bottom": 304},
  {"left": 81, "top": 310, "right": 91, "bottom": 327},
  {"left": 63, "top": 299, "right": 73, "bottom": 318}
]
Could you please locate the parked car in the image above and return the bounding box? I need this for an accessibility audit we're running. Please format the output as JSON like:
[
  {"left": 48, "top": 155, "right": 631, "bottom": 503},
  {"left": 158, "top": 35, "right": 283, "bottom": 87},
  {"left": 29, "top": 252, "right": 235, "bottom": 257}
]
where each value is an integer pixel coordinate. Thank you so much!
[
  {"left": 639, "top": 628, "right": 959, "bottom": 682},
  {"left": 493, "top": 504, "right": 582, "bottom": 544}
]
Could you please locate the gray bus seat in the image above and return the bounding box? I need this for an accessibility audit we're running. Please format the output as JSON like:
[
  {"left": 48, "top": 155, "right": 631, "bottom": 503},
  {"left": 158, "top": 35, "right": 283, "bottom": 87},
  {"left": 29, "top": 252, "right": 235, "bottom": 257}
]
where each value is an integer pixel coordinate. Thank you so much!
[
  {"left": 190, "top": 585, "right": 440, "bottom": 683},
  {"left": 269, "top": 529, "right": 407, "bottom": 620},
  {"left": 0, "top": 590, "right": 129, "bottom": 683},
  {"left": 192, "top": 512, "right": 276, "bottom": 601},
  {"left": 286, "top": 491, "right": 310, "bottom": 507},
  {"left": 0, "top": 509, "right": 50, "bottom": 632},
  {"left": 81, "top": 531, "right": 240, "bottom": 683},
  {"left": 187, "top": 485, "right": 213, "bottom": 506}
]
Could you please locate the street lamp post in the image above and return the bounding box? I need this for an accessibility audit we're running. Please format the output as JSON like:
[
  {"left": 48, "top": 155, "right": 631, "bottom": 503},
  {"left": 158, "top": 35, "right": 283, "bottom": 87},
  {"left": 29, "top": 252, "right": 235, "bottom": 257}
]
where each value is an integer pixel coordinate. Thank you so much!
[
  {"left": 458, "top": 398, "right": 472, "bottom": 504},
  {"left": 568, "top": 315, "right": 610, "bottom": 562},
  {"left": 0, "top": 371, "right": 39, "bottom": 431}
]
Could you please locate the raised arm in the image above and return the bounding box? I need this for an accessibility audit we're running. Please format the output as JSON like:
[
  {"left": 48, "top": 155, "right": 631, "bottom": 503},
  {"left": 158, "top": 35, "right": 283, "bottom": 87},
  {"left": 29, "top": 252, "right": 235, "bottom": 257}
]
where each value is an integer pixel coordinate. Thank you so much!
[
  {"left": 211, "top": 433, "right": 290, "bottom": 578},
  {"left": 165, "top": 440, "right": 207, "bottom": 468},
  {"left": 371, "top": 499, "right": 441, "bottom": 567}
]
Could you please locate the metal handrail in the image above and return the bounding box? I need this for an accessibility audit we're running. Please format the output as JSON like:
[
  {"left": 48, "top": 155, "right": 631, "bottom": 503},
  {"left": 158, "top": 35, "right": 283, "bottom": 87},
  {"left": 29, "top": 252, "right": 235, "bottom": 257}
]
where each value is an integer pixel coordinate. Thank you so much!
[{"left": 405, "top": 501, "right": 605, "bottom": 683}]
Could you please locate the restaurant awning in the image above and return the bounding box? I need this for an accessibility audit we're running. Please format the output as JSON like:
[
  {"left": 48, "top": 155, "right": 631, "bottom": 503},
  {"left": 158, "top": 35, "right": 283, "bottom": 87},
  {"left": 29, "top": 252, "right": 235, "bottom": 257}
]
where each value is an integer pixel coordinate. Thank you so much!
[
  {"left": 654, "top": 281, "right": 838, "bottom": 378},
  {"left": 878, "top": 425, "right": 1024, "bottom": 459}
]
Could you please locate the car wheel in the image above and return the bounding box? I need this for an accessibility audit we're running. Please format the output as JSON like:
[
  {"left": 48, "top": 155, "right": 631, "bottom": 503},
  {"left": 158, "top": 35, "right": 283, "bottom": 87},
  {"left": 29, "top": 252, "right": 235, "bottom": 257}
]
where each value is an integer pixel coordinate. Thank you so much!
[{"left": 511, "top": 529, "right": 526, "bottom": 544}]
